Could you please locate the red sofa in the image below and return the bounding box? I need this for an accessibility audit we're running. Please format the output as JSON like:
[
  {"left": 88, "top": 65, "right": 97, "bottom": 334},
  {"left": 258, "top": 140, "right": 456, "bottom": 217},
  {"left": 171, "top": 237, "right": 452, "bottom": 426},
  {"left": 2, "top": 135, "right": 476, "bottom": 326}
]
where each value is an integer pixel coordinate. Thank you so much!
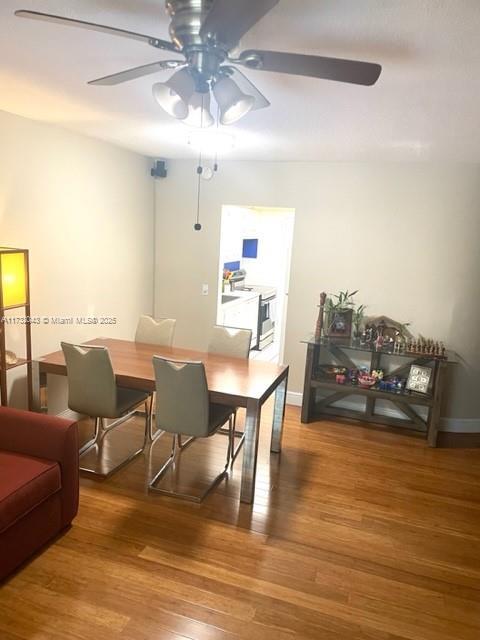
[{"left": 0, "top": 407, "right": 79, "bottom": 582}]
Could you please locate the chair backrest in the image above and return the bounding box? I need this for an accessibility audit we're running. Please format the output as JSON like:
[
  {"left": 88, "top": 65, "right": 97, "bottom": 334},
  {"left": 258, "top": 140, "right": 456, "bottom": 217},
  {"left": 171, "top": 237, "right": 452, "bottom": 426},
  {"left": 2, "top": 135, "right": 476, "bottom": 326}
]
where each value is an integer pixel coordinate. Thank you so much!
[
  {"left": 135, "top": 315, "right": 176, "bottom": 347},
  {"left": 208, "top": 325, "right": 252, "bottom": 359},
  {"left": 61, "top": 342, "right": 117, "bottom": 418},
  {"left": 152, "top": 356, "right": 210, "bottom": 437}
]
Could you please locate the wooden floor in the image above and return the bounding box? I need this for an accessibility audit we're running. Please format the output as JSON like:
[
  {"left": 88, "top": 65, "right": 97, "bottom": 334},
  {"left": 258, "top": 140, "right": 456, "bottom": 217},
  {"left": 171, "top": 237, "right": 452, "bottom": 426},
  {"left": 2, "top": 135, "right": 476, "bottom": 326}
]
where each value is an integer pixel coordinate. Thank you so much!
[{"left": 2, "top": 404, "right": 480, "bottom": 640}]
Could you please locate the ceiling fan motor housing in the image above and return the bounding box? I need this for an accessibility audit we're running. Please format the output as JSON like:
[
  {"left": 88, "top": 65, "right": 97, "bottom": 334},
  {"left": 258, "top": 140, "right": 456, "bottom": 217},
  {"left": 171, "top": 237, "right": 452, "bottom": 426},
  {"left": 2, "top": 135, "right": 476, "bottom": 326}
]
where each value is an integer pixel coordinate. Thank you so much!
[
  {"left": 166, "top": 0, "right": 226, "bottom": 90},
  {"left": 166, "top": 0, "right": 214, "bottom": 49}
]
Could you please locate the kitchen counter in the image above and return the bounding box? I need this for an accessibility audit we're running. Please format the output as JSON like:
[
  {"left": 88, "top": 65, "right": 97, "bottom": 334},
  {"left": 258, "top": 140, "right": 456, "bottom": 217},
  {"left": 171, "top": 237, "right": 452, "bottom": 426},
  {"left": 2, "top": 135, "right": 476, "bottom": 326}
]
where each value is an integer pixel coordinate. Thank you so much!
[
  {"left": 221, "top": 290, "right": 259, "bottom": 308},
  {"left": 219, "top": 290, "right": 260, "bottom": 348}
]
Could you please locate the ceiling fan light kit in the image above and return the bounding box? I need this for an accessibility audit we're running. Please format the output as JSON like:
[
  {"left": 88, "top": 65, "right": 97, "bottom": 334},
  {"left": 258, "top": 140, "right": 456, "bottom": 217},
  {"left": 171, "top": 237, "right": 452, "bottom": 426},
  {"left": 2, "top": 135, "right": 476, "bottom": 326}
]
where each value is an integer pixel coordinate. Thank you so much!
[
  {"left": 152, "top": 68, "right": 193, "bottom": 119},
  {"left": 183, "top": 90, "right": 215, "bottom": 127},
  {"left": 15, "top": 0, "right": 382, "bottom": 128},
  {"left": 213, "top": 76, "right": 255, "bottom": 125}
]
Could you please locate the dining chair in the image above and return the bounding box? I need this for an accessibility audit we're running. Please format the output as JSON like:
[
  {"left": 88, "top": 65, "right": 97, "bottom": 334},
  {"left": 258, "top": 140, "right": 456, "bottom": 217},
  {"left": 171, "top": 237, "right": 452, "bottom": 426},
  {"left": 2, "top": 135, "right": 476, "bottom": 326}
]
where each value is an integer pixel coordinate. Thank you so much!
[
  {"left": 135, "top": 315, "right": 176, "bottom": 347},
  {"left": 208, "top": 325, "right": 252, "bottom": 463},
  {"left": 61, "top": 342, "right": 152, "bottom": 477},
  {"left": 135, "top": 315, "right": 176, "bottom": 441},
  {"left": 208, "top": 325, "right": 252, "bottom": 359},
  {"left": 149, "top": 356, "right": 234, "bottom": 502}
]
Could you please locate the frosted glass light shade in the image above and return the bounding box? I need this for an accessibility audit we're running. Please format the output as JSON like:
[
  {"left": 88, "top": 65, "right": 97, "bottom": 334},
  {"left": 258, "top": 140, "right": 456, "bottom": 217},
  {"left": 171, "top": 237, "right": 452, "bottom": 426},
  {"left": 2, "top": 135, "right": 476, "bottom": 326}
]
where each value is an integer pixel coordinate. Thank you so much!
[
  {"left": 0, "top": 250, "right": 27, "bottom": 308},
  {"left": 152, "top": 68, "right": 195, "bottom": 119},
  {"left": 183, "top": 91, "right": 214, "bottom": 128},
  {"left": 213, "top": 76, "right": 255, "bottom": 125}
]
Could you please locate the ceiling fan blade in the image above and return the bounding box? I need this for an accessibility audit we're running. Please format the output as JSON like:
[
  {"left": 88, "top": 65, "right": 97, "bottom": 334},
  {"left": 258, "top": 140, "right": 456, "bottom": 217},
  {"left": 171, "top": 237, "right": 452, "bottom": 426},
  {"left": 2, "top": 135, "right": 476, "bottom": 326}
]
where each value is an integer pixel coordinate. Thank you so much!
[
  {"left": 223, "top": 66, "right": 270, "bottom": 111},
  {"left": 238, "top": 49, "right": 382, "bottom": 86},
  {"left": 88, "top": 60, "right": 184, "bottom": 86},
  {"left": 15, "top": 10, "right": 178, "bottom": 52},
  {"left": 200, "top": 0, "right": 279, "bottom": 49}
]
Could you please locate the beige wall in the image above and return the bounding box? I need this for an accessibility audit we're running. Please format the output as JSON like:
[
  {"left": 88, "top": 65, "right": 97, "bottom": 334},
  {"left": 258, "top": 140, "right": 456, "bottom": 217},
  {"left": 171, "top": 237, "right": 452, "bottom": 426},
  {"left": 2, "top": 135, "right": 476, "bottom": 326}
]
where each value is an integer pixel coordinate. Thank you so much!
[
  {"left": 154, "top": 160, "right": 480, "bottom": 427},
  {"left": 0, "top": 109, "right": 154, "bottom": 408}
]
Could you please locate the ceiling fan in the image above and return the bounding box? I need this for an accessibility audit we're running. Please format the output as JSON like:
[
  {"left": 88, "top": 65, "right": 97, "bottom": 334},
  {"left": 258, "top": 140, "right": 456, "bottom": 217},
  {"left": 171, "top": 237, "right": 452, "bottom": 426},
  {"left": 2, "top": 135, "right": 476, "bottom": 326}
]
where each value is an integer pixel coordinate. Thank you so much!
[{"left": 15, "top": 0, "right": 382, "bottom": 127}]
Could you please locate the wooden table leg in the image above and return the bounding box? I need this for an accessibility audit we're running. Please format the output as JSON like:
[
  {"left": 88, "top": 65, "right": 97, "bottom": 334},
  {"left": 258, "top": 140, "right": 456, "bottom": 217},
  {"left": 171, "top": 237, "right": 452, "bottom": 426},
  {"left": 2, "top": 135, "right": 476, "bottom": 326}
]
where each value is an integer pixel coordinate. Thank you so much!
[
  {"left": 271, "top": 372, "right": 288, "bottom": 453},
  {"left": 301, "top": 343, "right": 316, "bottom": 423},
  {"left": 240, "top": 398, "right": 261, "bottom": 504},
  {"left": 427, "top": 360, "right": 446, "bottom": 447}
]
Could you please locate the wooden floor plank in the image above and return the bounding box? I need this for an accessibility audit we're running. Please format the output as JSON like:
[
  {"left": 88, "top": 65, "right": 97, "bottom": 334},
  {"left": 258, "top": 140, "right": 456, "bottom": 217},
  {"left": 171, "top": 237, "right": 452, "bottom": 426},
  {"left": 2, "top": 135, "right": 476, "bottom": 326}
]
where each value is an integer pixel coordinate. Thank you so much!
[{"left": 1, "top": 405, "right": 480, "bottom": 639}]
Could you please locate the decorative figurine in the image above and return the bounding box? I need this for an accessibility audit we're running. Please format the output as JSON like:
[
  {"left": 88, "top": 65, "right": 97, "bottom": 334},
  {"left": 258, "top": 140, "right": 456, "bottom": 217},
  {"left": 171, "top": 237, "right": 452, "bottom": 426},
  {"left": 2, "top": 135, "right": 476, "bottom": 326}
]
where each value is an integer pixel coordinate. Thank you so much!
[
  {"left": 349, "top": 369, "right": 359, "bottom": 385},
  {"left": 363, "top": 315, "right": 413, "bottom": 343},
  {"left": 403, "top": 336, "right": 447, "bottom": 359},
  {"left": 314, "top": 292, "right": 327, "bottom": 341}
]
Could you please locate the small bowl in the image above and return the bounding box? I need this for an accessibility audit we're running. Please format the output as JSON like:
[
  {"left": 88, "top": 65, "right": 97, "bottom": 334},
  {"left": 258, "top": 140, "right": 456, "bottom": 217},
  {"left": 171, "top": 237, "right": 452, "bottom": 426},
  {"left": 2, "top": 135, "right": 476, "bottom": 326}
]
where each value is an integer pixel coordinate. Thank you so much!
[{"left": 358, "top": 375, "right": 376, "bottom": 387}]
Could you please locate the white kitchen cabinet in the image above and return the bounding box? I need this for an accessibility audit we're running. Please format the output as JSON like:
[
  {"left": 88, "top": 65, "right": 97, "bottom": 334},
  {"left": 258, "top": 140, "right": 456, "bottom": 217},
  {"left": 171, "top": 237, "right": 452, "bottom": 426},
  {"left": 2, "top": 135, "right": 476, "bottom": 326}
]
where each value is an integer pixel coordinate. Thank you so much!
[{"left": 220, "top": 294, "right": 259, "bottom": 348}]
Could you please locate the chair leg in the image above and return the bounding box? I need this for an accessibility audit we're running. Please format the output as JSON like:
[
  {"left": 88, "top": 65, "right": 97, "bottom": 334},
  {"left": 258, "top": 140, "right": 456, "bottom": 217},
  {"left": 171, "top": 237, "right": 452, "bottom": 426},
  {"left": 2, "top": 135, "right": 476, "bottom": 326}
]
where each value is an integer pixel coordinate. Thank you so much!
[
  {"left": 148, "top": 394, "right": 165, "bottom": 443},
  {"left": 177, "top": 433, "right": 195, "bottom": 450},
  {"left": 98, "top": 417, "right": 107, "bottom": 440},
  {"left": 79, "top": 412, "right": 144, "bottom": 478},
  {"left": 226, "top": 416, "right": 234, "bottom": 468},
  {"left": 149, "top": 431, "right": 228, "bottom": 502},
  {"left": 229, "top": 413, "right": 245, "bottom": 466},
  {"left": 150, "top": 434, "right": 178, "bottom": 487},
  {"left": 143, "top": 394, "right": 162, "bottom": 446},
  {"left": 79, "top": 416, "right": 100, "bottom": 455},
  {"left": 220, "top": 409, "right": 244, "bottom": 438},
  {"left": 220, "top": 409, "right": 245, "bottom": 467}
]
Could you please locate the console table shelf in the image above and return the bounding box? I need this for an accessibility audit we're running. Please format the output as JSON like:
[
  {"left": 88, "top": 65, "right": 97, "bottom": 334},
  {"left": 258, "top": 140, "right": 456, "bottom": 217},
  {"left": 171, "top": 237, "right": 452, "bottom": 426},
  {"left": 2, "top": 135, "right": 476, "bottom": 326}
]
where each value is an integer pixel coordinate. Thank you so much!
[
  {"left": 301, "top": 336, "right": 457, "bottom": 446},
  {"left": 310, "top": 378, "right": 434, "bottom": 407}
]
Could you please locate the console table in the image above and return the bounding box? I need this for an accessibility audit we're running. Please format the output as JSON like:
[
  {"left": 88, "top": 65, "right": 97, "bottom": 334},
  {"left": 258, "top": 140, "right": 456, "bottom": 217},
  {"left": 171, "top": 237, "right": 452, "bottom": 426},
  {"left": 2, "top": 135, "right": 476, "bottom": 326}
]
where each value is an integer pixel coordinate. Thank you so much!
[{"left": 301, "top": 336, "right": 457, "bottom": 446}]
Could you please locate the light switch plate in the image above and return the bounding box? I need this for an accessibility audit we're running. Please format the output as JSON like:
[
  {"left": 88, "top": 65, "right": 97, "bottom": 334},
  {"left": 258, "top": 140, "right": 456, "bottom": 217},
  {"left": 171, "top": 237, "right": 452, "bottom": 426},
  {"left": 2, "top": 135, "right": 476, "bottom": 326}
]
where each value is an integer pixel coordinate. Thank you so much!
[{"left": 202, "top": 284, "right": 209, "bottom": 296}]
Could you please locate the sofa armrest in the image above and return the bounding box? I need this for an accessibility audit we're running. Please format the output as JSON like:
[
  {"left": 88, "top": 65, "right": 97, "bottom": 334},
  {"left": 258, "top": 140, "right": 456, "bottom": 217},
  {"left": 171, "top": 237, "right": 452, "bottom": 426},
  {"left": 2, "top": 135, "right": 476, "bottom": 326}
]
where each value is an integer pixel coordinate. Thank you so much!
[{"left": 0, "top": 407, "right": 79, "bottom": 526}]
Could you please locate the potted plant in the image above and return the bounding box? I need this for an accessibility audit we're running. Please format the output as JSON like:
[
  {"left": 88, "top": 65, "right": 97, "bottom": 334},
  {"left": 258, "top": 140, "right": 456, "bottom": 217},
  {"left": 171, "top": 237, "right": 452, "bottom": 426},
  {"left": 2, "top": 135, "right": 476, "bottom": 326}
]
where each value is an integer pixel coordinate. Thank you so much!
[
  {"left": 325, "top": 290, "right": 358, "bottom": 338},
  {"left": 352, "top": 304, "right": 366, "bottom": 339}
]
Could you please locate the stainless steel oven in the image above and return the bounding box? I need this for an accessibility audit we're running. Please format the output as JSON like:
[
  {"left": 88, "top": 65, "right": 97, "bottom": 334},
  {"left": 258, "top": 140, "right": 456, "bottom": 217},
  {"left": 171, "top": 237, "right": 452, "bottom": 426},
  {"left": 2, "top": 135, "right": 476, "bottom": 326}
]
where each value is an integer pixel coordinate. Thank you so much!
[
  {"left": 229, "top": 271, "right": 277, "bottom": 351},
  {"left": 256, "top": 287, "right": 277, "bottom": 350}
]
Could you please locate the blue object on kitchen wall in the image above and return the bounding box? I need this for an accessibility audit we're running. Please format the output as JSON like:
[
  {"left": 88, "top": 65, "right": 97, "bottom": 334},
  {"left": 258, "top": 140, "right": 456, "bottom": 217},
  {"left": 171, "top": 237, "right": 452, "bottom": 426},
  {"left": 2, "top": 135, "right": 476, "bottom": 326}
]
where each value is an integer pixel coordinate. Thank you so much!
[
  {"left": 224, "top": 261, "right": 240, "bottom": 271},
  {"left": 242, "top": 238, "right": 258, "bottom": 259}
]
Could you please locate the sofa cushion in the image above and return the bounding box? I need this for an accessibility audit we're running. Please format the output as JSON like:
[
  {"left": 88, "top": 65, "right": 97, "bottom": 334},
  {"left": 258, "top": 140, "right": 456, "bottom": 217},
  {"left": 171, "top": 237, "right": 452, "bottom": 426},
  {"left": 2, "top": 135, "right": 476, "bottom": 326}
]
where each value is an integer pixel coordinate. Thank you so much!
[{"left": 0, "top": 451, "right": 61, "bottom": 534}]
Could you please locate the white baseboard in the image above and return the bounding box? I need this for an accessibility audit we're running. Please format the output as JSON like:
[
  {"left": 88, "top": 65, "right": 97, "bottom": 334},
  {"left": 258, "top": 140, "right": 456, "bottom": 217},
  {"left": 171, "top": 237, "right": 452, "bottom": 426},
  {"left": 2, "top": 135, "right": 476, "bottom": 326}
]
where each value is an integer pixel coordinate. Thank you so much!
[
  {"left": 439, "top": 417, "right": 480, "bottom": 434},
  {"left": 287, "top": 391, "right": 303, "bottom": 407},
  {"left": 286, "top": 391, "right": 480, "bottom": 434}
]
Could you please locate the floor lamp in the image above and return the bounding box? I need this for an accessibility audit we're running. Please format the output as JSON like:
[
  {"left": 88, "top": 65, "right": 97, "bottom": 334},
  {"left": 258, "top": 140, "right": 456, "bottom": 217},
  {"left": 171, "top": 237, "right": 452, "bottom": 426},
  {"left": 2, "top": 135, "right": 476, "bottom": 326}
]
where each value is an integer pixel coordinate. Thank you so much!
[{"left": 0, "top": 247, "right": 32, "bottom": 408}]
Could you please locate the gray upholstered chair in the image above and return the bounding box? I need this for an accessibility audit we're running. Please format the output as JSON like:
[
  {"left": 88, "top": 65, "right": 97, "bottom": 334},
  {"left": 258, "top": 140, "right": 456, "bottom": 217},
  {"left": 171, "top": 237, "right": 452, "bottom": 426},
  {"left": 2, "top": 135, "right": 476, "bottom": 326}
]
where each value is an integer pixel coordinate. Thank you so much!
[
  {"left": 208, "top": 325, "right": 252, "bottom": 463},
  {"left": 135, "top": 315, "right": 176, "bottom": 441},
  {"left": 61, "top": 342, "right": 152, "bottom": 477},
  {"left": 208, "top": 325, "right": 252, "bottom": 359},
  {"left": 149, "top": 356, "right": 234, "bottom": 502},
  {"left": 135, "top": 315, "right": 176, "bottom": 347}
]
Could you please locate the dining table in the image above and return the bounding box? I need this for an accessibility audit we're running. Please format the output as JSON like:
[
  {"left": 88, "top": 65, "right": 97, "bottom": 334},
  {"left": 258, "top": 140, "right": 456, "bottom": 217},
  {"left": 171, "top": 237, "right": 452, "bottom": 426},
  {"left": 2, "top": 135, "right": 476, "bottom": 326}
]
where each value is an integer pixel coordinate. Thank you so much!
[{"left": 32, "top": 337, "right": 289, "bottom": 504}]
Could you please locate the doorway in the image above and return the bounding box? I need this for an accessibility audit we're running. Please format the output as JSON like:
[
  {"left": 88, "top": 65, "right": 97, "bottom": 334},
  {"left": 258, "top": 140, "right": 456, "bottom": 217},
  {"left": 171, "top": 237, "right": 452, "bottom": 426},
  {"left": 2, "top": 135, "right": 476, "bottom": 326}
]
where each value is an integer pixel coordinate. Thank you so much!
[{"left": 216, "top": 205, "right": 295, "bottom": 363}]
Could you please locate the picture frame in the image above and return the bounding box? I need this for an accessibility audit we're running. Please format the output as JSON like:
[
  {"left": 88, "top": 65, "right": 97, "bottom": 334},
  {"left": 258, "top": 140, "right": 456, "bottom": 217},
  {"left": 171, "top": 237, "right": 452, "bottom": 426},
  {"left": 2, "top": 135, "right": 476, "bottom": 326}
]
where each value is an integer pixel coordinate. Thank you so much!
[
  {"left": 406, "top": 364, "right": 432, "bottom": 394},
  {"left": 325, "top": 309, "right": 353, "bottom": 338}
]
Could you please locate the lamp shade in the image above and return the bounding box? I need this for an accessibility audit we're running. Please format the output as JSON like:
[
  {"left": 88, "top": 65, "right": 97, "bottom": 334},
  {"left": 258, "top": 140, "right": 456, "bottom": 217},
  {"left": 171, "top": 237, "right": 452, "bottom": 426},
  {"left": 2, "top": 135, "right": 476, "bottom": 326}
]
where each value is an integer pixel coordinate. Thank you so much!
[
  {"left": 183, "top": 91, "right": 214, "bottom": 128},
  {"left": 213, "top": 76, "right": 255, "bottom": 125},
  {"left": 0, "top": 248, "right": 28, "bottom": 308},
  {"left": 152, "top": 68, "right": 195, "bottom": 119}
]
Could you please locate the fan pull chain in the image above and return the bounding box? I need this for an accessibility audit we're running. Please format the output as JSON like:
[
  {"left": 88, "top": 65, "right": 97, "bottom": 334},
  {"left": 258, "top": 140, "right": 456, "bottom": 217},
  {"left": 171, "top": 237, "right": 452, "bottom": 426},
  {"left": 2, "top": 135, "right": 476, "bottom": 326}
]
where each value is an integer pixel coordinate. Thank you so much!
[
  {"left": 193, "top": 94, "right": 205, "bottom": 231},
  {"left": 213, "top": 104, "right": 220, "bottom": 173},
  {"left": 194, "top": 147, "right": 203, "bottom": 231}
]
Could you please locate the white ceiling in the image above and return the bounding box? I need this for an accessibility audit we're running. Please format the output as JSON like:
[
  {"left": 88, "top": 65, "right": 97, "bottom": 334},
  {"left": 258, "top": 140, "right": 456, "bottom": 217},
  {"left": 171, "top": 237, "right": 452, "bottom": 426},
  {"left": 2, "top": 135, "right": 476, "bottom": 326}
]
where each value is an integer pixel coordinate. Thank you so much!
[{"left": 0, "top": 0, "right": 479, "bottom": 161}]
